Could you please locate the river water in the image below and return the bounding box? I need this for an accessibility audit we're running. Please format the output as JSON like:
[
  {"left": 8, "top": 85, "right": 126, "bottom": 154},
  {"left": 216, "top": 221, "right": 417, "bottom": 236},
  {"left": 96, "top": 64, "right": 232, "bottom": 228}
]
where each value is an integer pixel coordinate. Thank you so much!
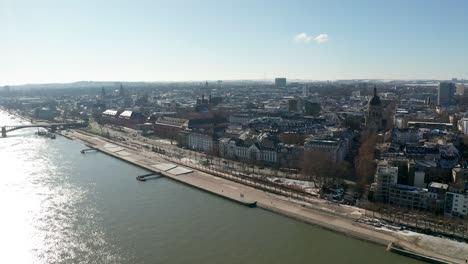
[{"left": 0, "top": 111, "right": 421, "bottom": 264}]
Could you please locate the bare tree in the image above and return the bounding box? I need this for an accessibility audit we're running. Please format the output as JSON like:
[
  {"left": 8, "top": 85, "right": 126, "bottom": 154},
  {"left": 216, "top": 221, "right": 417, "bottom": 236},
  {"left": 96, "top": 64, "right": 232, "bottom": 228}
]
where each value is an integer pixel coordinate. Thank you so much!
[
  {"left": 280, "top": 132, "right": 306, "bottom": 145},
  {"left": 301, "top": 151, "right": 336, "bottom": 189},
  {"left": 355, "top": 130, "right": 377, "bottom": 195},
  {"left": 336, "top": 160, "right": 352, "bottom": 181}
]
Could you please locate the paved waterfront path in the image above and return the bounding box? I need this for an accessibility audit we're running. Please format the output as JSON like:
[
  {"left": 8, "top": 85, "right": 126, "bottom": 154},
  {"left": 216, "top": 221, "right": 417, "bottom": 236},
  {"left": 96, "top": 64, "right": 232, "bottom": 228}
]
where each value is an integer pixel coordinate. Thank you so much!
[{"left": 65, "top": 130, "right": 467, "bottom": 264}]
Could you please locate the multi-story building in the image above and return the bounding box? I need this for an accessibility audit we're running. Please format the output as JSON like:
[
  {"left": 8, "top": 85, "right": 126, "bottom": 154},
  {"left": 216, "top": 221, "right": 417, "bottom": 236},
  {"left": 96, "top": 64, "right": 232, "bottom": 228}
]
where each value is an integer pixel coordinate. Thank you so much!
[
  {"left": 456, "top": 83, "right": 465, "bottom": 96},
  {"left": 452, "top": 166, "right": 468, "bottom": 184},
  {"left": 409, "top": 160, "right": 453, "bottom": 185},
  {"left": 287, "top": 98, "right": 301, "bottom": 113},
  {"left": 229, "top": 113, "right": 253, "bottom": 126},
  {"left": 101, "top": 109, "right": 120, "bottom": 125},
  {"left": 372, "top": 162, "right": 432, "bottom": 209},
  {"left": 118, "top": 110, "right": 146, "bottom": 128},
  {"left": 388, "top": 184, "right": 429, "bottom": 210},
  {"left": 372, "top": 161, "right": 398, "bottom": 202},
  {"left": 218, "top": 137, "right": 278, "bottom": 163},
  {"left": 437, "top": 82, "right": 455, "bottom": 106},
  {"left": 303, "top": 101, "right": 321, "bottom": 116},
  {"left": 393, "top": 128, "right": 421, "bottom": 145},
  {"left": 427, "top": 182, "right": 448, "bottom": 212},
  {"left": 304, "top": 137, "right": 346, "bottom": 164},
  {"left": 460, "top": 118, "right": 468, "bottom": 135},
  {"left": 184, "top": 130, "right": 214, "bottom": 152},
  {"left": 372, "top": 162, "right": 463, "bottom": 211},
  {"left": 445, "top": 186, "right": 468, "bottom": 217},
  {"left": 405, "top": 146, "right": 440, "bottom": 161},
  {"left": 177, "top": 117, "right": 228, "bottom": 151},
  {"left": 154, "top": 116, "right": 188, "bottom": 142},
  {"left": 275, "top": 78, "right": 287, "bottom": 88},
  {"left": 302, "top": 86, "right": 309, "bottom": 97}
]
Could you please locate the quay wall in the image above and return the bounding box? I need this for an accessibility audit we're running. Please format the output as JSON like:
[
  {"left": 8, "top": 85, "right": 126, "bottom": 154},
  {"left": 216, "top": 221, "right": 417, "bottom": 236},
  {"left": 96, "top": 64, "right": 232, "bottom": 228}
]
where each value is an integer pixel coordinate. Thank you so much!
[
  {"left": 258, "top": 202, "right": 389, "bottom": 246},
  {"left": 77, "top": 135, "right": 257, "bottom": 208},
  {"left": 389, "top": 244, "right": 451, "bottom": 264}
]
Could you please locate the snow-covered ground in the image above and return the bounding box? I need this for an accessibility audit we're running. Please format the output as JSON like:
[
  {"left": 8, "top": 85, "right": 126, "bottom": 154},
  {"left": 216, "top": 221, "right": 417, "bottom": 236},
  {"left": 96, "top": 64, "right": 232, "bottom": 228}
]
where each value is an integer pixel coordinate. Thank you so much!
[
  {"left": 152, "top": 139, "right": 175, "bottom": 145},
  {"left": 350, "top": 211, "right": 363, "bottom": 217},
  {"left": 354, "top": 216, "right": 468, "bottom": 260},
  {"left": 383, "top": 227, "right": 468, "bottom": 260},
  {"left": 267, "top": 177, "right": 320, "bottom": 195},
  {"left": 282, "top": 178, "right": 317, "bottom": 188},
  {"left": 181, "top": 157, "right": 197, "bottom": 164}
]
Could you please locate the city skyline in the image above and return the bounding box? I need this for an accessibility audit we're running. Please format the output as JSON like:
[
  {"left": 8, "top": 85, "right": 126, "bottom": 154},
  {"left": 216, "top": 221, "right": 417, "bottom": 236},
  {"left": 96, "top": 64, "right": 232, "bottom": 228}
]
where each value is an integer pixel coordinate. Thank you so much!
[{"left": 2, "top": 0, "right": 468, "bottom": 85}]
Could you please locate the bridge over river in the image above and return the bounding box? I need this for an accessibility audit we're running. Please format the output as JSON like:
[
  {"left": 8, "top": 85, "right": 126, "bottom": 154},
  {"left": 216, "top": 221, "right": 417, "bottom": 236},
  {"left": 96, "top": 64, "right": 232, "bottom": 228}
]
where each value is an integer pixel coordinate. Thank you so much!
[{"left": 1, "top": 122, "right": 87, "bottom": 137}]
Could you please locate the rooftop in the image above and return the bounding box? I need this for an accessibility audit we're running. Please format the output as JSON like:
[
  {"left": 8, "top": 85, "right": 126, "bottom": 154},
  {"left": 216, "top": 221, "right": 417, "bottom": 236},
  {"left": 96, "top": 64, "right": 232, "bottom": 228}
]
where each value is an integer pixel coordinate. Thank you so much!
[{"left": 428, "top": 182, "right": 448, "bottom": 190}]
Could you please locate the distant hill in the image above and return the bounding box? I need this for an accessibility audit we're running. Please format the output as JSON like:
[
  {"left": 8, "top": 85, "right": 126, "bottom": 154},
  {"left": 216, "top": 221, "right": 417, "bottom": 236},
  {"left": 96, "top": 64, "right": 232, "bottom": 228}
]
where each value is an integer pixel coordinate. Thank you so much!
[{"left": 5, "top": 81, "right": 166, "bottom": 90}]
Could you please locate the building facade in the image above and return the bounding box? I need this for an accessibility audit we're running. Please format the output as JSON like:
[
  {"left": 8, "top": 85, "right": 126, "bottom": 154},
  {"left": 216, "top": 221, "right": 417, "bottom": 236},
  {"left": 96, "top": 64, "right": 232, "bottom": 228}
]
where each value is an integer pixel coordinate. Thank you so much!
[
  {"left": 185, "top": 131, "right": 214, "bottom": 152},
  {"left": 388, "top": 184, "right": 429, "bottom": 210},
  {"left": 154, "top": 116, "right": 188, "bottom": 142},
  {"left": 118, "top": 110, "right": 146, "bottom": 128},
  {"left": 456, "top": 83, "right": 466, "bottom": 96},
  {"left": 393, "top": 128, "right": 421, "bottom": 145},
  {"left": 372, "top": 161, "right": 398, "bottom": 202},
  {"left": 219, "top": 137, "right": 278, "bottom": 164},
  {"left": 304, "top": 137, "right": 346, "bottom": 164},
  {"left": 445, "top": 187, "right": 468, "bottom": 217},
  {"left": 275, "top": 78, "right": 287, "bottom": 88},
  {"left": 437, "top": 82, "right": 455, "bottom": 106}
]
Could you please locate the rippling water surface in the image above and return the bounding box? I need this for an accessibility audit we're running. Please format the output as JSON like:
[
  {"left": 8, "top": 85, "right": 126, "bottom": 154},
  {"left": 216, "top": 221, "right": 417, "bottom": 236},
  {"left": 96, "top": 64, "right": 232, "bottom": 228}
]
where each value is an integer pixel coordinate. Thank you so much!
[{"left": 0, "top": 111, "right": 421, "bottom": 264}]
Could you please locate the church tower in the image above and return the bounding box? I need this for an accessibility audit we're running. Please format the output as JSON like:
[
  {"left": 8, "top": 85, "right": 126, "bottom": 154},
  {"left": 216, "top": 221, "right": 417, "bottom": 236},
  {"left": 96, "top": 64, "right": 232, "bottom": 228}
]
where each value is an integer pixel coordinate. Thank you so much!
[{"left": 365, "top": 86, "right": 383, "bottom": 130}]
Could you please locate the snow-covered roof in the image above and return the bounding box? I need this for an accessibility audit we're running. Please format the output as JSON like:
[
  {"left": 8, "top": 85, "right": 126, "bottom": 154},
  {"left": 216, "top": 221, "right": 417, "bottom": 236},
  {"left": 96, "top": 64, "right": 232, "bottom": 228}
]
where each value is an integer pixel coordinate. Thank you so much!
[
  {"left": 102, "top": 109, "right": 118, "bottom": 116},
  {"left": 119, "top": 110, "right": 133, "bottom": 118}
]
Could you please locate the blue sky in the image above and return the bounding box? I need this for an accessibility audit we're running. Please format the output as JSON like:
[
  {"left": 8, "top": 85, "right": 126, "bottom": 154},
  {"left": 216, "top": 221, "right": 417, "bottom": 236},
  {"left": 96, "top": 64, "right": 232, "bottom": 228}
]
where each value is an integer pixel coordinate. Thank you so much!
[{"left": 1, "top": 0, "right": 467, "bottom": 85}]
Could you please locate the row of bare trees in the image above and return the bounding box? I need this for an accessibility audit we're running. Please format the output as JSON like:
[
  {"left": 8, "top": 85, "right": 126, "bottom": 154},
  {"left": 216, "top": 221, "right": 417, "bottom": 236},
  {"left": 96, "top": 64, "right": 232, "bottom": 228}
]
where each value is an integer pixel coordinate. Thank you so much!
[
  {"left": 300, "top": 151, "right": 352, "bottom": 189},
  {"left": 363, "top": 202, "right": 468, "bottom": 239}
]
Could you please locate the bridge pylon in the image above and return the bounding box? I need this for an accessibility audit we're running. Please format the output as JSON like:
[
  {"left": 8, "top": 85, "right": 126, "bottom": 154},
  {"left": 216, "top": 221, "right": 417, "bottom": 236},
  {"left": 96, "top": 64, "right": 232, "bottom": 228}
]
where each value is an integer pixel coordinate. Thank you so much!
[{"left": 1, "top": 126, "right": 6, "bottom": 138}]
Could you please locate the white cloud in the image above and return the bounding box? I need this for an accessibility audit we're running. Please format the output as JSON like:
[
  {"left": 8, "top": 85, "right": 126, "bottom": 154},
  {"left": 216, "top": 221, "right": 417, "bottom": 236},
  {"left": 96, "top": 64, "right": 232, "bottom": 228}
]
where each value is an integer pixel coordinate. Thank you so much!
[
  {"left": 293, "top": 33, "right": 313, "bottom": 43},
  {"left": 314, "top": 34, "right": 329, "bottom": 43},
  {"left": 293, "top": 33, "right": 329, "bottom": 44}
]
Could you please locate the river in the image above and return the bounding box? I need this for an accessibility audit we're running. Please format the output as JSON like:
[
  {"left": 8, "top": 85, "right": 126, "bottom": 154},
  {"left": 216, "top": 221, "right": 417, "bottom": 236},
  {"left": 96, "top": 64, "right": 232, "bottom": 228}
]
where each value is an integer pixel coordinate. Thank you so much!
[{"left": 0, "top": 111, "right": 421, "bottom": 263}]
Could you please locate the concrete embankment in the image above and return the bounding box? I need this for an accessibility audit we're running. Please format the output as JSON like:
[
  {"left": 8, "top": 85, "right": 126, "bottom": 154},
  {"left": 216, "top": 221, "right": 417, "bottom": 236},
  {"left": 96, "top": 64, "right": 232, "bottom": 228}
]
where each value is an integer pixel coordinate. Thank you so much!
[
  {"left": 60, "top": 129, "right": 467, "bottom": 264},
  {"left": 164, "top": 175, "right": 257, "bottom": 208},
  {"left": 261, "top": 202, "right": 458, "bottom": 264},
  {"left": 388, "top": 243, "right": 451, "bottom": 264},
  {"left": 258, "top": 202, "right": 389, "bottom": 246},
  {"left": 71, "top": 131, "right": 257, "bottom": 208},
  {"left": 60, "top": 132, "right": 75, "bottom": 141}
]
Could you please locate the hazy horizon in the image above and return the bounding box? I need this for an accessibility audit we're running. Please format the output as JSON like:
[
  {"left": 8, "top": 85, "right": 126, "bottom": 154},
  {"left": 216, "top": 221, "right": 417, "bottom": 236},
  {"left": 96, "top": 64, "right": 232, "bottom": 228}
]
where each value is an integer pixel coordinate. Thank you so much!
[{"left": 1, "top": 78, "right": 452, "bottom": 88}]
